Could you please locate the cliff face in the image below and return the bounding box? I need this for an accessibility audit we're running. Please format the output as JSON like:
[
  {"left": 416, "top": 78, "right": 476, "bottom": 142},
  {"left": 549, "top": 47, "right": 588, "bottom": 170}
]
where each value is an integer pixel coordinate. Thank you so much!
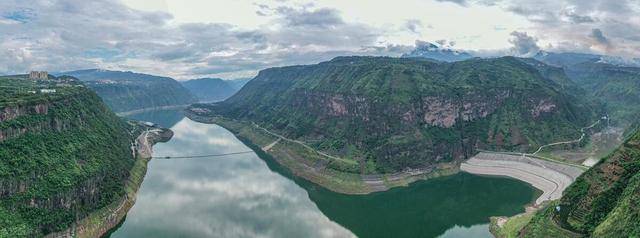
[
  {"left": 0, "top": 86, "right": 136, "bottom": 236},
  {"left": 194, "top": 56, "right": 597, "bottom": 173}
]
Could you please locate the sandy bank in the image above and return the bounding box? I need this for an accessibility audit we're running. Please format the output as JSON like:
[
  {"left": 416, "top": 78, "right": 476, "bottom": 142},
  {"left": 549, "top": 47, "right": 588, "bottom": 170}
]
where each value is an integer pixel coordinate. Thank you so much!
[{"left": 461, "top": 152, "right": 584, "bottom": 205}]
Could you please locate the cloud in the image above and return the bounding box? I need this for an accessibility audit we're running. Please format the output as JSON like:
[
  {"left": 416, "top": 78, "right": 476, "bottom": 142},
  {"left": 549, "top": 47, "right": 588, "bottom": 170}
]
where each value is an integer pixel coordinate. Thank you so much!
[
  {"left": 589, "top": 28, "right": 612, "bottom": 50},
  {"left": 469, "top": 0, "right": 640, "bottom": 57},
  {"left": 508, "top": 31, "right": 540, "bottom": 56},
  {"left": 0, "top": 0, "right": 401, "bottom": 79},
  {"left": 435, "top": 0, "right": 469, "bottom": 6},
  {"left": 275, "top": 7, "right": 344, "bottom": 28},
  {"left": 405, "top": 19, "right": 423, "bottom": 34}
]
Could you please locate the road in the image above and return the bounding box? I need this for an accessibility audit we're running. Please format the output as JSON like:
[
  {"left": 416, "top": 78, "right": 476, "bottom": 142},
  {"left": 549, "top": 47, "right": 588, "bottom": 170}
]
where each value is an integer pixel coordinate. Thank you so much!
[{"left": 252, "top": 123, "right": 357, "bottom": 165}]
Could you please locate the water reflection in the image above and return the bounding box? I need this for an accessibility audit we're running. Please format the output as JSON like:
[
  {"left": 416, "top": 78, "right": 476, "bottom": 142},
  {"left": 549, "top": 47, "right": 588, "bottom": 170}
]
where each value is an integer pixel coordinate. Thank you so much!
[
  {"left": 112, "top": 111, "right": 536, "bottom": 238},
  {"left": 124, "top": 108, "right": 185, "bottom": 128},
  {"left": 109, "top": 118, "right": 354, "bottom": 238}
]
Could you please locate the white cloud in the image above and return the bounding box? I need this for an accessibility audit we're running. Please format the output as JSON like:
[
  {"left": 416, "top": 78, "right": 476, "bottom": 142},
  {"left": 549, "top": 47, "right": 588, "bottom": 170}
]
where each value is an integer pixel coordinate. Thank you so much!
[{"left": 0, "top": 0, "right": 637, "bottom": 79}]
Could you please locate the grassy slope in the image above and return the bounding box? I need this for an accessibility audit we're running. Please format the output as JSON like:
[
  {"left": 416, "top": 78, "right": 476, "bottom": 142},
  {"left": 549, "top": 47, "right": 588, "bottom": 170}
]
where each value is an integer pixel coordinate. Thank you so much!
[{"left": 0, "top": 79, "right": 135, "bottom": 236}]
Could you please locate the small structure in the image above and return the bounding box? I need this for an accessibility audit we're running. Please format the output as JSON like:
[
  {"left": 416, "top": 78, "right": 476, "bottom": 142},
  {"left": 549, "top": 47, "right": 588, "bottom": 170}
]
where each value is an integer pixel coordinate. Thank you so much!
[
  {"left": 29, "top": 71, "right": 49, "bottom": 80},
  {"left": 40, "top": 89, "right": 56, "bottom": 93}
]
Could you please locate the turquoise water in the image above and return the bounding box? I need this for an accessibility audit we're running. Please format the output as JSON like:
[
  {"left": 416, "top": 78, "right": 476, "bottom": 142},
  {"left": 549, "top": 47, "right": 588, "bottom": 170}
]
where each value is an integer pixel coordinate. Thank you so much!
[{"left": 109, "top": 110, "right": 537, "bottom": 238}]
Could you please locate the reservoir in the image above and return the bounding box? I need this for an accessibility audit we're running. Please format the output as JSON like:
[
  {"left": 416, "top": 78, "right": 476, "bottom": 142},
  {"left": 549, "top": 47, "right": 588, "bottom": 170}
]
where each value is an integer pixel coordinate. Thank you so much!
[{"left": 108, "top": 109, "right": 537, "bottom": 238}]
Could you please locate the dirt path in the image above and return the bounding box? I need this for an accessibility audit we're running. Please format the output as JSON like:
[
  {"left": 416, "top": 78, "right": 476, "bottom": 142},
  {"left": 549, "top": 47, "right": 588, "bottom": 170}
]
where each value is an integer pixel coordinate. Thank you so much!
[
  {"left": 262, "top": 138, "right": 281, "bottom": 151},
  {"left": 531, "top": 120, "right": 601, "bottom": 155},
  {"left": 252, "top": 123, "right": 357, "bottom": 165}
]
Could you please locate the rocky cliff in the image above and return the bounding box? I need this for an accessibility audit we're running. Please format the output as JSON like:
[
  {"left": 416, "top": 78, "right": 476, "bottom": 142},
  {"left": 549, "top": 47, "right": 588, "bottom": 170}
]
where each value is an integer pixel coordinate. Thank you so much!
[
  {"left": 0, "top": 82, "right": 140, "bottom": 236},
  {"left": 191, "top": 56, "right": 598, "bottom": 173}
]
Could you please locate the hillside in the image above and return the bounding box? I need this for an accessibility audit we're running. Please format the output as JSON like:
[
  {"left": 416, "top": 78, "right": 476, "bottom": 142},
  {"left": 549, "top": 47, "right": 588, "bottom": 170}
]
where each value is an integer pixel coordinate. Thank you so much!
[
  {"left": 189, "top": 56, "right": 598, "bottom": 176},
  {"left": 181, "top": 78, "right": 238, "bottom": 102},
  {"left": 565, "top": 62, "right": 640, "bottom": 123},
  {"left": 534, "top": 52, "right": 640, "bottom": 123},
  {"left": 227, "top": 78, "right": 252, "bottom": 90},
  {"left": 519, "top": 127, "right": 640, "bottom": 237},
  {"left": 60, "top": 69, "right": 196, "bottom": 113},
  {"left": 0, "top": 77, "right": 164, "bottom": 236}
]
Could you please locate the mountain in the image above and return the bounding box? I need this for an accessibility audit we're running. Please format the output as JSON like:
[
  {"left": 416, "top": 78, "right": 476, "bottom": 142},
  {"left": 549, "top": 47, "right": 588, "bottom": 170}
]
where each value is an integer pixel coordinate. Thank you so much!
[
  {"left": 402, "top": 42, "right": 473, "bottom": 62},
  {"left": 0, "top": 77, "right": 167, "bottom": 236},
  {"left": 534, "top": 52, "right": 640, "bottom": 123},
  {"left": 227, "top": 78, "right": 252, "bottom": 90},
  {"left": 189, "top": 56, "right": 598, "bottom": 176},
  {"left": 59, "top": 69, "right": 196, "bottom": 113},
  {"left": 181, "top": 78, "right": 238, "bottom": 102},
  {"left": 533, "top": 51, "right": 602, "bottom": 68},
  {"left": 520, "top": 127, "right": 640, "bottom": 237}
]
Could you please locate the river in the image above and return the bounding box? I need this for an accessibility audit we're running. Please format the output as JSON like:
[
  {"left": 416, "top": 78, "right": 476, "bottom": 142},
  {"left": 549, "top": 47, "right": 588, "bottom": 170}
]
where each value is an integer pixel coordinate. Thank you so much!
[{"left": 107, "top": 109, "right": 538, "bottom": 238}]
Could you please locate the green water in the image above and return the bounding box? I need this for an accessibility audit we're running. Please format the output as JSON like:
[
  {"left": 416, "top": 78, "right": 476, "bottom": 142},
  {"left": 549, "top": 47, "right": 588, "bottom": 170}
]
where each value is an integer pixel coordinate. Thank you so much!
[{"left": 110, "top": 110, "right": 537, "bottom": 238}]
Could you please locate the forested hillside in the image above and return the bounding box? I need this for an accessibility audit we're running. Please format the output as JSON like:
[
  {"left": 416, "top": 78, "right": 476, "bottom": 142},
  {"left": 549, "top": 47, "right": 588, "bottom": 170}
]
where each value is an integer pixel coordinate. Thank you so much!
[
  {"left": 191, "top": 56, "right": 599, "bottom": 173},
  {"left": 520, "top": 127, "right": 640, "bottom": 237},
  {"left": 61, "top": 69, "right": 196, "bottom": 113},
  {"left": 0, "top": 78, "right": 136, "bottom": 236},
  {"left": 535, "top": 52, "right": 640, "bottom": 124}
]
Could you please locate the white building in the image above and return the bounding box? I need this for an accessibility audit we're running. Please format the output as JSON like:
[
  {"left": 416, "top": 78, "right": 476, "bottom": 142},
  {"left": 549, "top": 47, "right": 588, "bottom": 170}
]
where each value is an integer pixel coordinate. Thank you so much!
[
  {"left": 29, "top": 71, "right": 49, "bottom": 80},
  {"left": 40, "top": 89, "right": 56, "bottom": 93}
]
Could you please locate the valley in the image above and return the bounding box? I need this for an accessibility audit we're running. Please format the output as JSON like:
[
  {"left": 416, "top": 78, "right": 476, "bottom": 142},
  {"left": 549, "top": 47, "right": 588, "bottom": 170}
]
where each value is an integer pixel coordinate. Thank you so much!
[{"left": 3, "top": 1, "right": 640, "bottom": 237}]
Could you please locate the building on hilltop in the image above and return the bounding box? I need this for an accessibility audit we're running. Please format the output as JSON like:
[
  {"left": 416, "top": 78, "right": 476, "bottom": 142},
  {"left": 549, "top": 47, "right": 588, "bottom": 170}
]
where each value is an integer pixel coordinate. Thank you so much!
[{"left": 29, "top": 71, "right": 49, "bottom": 80}]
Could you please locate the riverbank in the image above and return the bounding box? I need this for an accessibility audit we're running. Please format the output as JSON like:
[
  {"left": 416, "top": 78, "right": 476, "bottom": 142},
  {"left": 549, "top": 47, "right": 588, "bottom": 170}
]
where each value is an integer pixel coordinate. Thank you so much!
[
  {"left": 45, "top": 126, "right": 173, "bottom": 238},
  {"left": 116, "top": 105, "right": 190, "bottom": 117},
  {"left": 185, "top": 111, "right": 459, "bottom": 195},
  {"left": 461, "top": 152, "right": 585, "bottom": 238},
  {"left": 461, "top": 152, "right": 584, "bottom": 205}
]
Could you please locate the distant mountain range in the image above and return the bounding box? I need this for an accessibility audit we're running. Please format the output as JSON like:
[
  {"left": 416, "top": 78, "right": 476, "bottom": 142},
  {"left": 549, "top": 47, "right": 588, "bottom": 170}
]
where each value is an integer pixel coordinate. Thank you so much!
[
  {"left": 181, "top": 78, "right": 239, "bottom": 103},
  {"left": 534, "top": 51, "right": 640, "bottom": 68},
  {"left": 60, "top": 69, "right": 197, "bottom": 113},
  {"left": 58, "top": 69, "right": 251, "bottom": 112},
  {"left": 401, "top": 42, "right": 473, "bottom": 62}
]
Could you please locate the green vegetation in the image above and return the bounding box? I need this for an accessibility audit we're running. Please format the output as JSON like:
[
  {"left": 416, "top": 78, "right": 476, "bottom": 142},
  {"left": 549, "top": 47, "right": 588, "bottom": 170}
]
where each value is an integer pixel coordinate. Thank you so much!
[
  {"left": 519, "top": 128, "right": 640, "bottom": 237},
  {"left": 567, "top": 63, "right": 640, "bottom": 123},
  {"left": 0, "top": 78, "right": 137, "bottom": 236},
  {"left": 192, "top": 56, "right": 598, "bottom": 174},
  {"left": 61, "top": 69, "right": 196, "bottom": 113}
]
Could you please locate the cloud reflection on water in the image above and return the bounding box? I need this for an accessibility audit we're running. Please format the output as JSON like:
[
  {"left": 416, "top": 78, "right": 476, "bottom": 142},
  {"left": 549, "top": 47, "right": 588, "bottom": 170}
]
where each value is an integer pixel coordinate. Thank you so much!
[{"left": 110, "top": 118, "right": 355, "bottom": 238}]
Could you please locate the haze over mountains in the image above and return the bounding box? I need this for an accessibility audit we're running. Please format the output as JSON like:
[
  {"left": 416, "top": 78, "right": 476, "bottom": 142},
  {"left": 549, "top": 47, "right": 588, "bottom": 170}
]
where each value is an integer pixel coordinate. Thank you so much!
[{"left": 59, "top": 69, "right": 248, "bottom": 112}]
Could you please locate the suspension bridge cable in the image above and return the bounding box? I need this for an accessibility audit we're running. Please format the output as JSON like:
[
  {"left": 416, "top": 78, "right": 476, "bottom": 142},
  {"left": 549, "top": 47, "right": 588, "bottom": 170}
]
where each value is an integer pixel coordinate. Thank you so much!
[{"left": 152, "top": 151, "right": 255, "bottom": 159}]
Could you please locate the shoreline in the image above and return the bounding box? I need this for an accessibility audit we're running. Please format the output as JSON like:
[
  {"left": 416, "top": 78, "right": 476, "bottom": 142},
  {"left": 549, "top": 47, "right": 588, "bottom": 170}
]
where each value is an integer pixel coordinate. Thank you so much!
[
  {"left": 185, "top": 111, "right": 460, "bottom": 195},
  {"left": 461, "top": 152, "right": 585, "bottom": 238},
  {"left": 115, "top": 105, "right": 190, "bottom": 117},
  {"left": 461, "top": 152, "right": 583, "bottom": 205},
  {"left": 45, "top": 127, "right": 173, "bottom": 238}
]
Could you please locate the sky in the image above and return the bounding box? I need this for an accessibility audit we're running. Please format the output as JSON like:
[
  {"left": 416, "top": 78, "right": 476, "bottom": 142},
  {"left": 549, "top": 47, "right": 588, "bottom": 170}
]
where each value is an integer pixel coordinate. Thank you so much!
[{"left": 0, "top": 0, "right": 638, "bottom": 79}]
